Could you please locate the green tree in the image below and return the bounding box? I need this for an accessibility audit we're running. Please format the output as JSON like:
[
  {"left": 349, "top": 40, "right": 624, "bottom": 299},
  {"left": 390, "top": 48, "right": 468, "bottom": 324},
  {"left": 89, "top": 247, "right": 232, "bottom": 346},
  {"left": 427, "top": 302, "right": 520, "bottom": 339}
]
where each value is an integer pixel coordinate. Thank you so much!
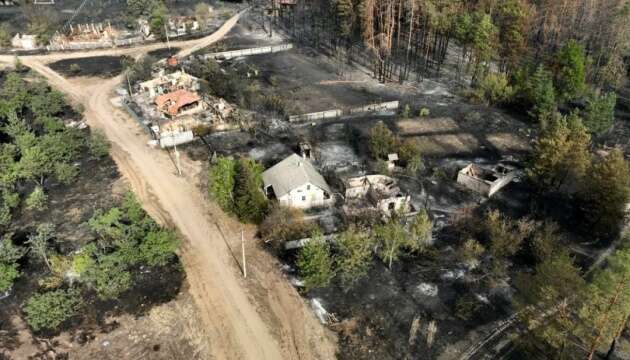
[
  {"left": 54, "top": 162, "right": 79, "bottom": 184},
  {"left": 514, "top": 65, "right": 557, "bottom": 121},
  {"left": 139, "top": 229, "right": 179, "bottom": 266},
  {"left": 194, "top": 3, "right": 211, "bottom": 27},
  {"left": 374, "top": 219, "right": 408, "bottom": 269},
  {"left": 527, "top": 114, "right": 591, "bottom": 193},
  {"left": 127, "top": 0, "right": 158, "bottom": 17},
  {"left": 470, "top": 12, "right": 498, "bottom": 81},
  {"left": 496, "top": 0, "right": 528, "bottom": 72},
  {"left": 582, "top": 91, "right": 617, "bottom": 135},
  {"left": 408, "top": 209, "right": 433, "bottom": 252},
  {"left": 233, "top": 158, "right": 267, "bottom": 223},
  {"left": 577, "top": 150, "right": 630, "bottom": 239},
  {"left": 297, "top": 231, "right": 334, "bottom": 291},
  {"left": 149, "top": 4, "right": 169, "bottom": 41},
  {"left": 85, "top": 253, "right": 133, "bottom": 300},
  {"left": 26, "top": 223, "right": 54, "bottom": 271},
  {"left": 485, "top": 210, "right": 534, "bottom": 277},
  {"left": 368, "top": 122, "right": 397, "bottom": 160},
  {"left": 457, "top": 238, "right": 485, "bottom": 268},
  {"left": 208, "top": 156, "right": 237, "bottom": 212},
  {"left": 0, "top": 23, "right": 11, "bottom": 48},
  {"left": 577, "top": 242, "right": 630, "bottom": 360},
  {"left": 25, "top": 186, "right": 48, "bottom": 211},
  {"left": 515, "top": 250, "right": 586, "bottom": 358},
  {"left": 23, "top": 289, "right": 82, "bottom": 331},
  {"left": 555, "top": 40, "right": 587, "bottom": 101},
  {"left": 0, "top": 234, "right": 25, "bottom": 292},
  {"left": 335, "top": 227, "right": 373, "bottom": 288},
  {"left": 334, "top": 0, "right": 354, "bottom": 40}
]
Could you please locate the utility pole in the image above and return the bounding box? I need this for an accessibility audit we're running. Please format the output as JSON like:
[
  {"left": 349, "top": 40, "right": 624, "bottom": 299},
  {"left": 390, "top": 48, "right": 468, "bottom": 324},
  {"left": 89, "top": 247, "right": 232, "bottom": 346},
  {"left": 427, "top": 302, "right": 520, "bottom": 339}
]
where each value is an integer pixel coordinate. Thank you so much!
[
  {"left": 241, "top": 228, "right": 247, "bottom": 278},
  {"left": 126, "top": 73, "right": 133, "bottom": 98},
  {"left": 164, "top": 23, "right": 171, "bottom": 51},
  {"left": 173, "top": 142, "right": 182, "bottom": 176}
]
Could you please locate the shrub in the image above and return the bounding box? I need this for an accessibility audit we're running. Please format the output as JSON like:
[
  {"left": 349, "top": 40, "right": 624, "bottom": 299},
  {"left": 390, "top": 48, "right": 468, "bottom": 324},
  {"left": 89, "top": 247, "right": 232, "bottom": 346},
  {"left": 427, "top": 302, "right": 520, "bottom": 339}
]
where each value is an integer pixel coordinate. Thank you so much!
[
  {"left": 69, "top": 64, "right": 81, "bottom": 74},
  {"left": 259, "top": 205, "right": 315, "bottom": 250},
  {"left": 54, "top": 162, "right": 79, "bottom": 184},
  {"left": 139, "top": 229, "right": 179, "bottom": 266},
  {"left": 89, "top": 130, "right": 110, "bottom": 158},
  {"left": 418, "top": 107, "right": 430, "bottom": 117},
  {"left": 23, "top": 289, "right": 82, "bottom": 331},
  {"left": 469, "top": 73, "right": 514, "bottom": 105},
  {"left": 0, "top": 262, "right": 19, "bottom": 292},
  {"left": 25, "top": 186, "right": 47, "bottom": 211}
]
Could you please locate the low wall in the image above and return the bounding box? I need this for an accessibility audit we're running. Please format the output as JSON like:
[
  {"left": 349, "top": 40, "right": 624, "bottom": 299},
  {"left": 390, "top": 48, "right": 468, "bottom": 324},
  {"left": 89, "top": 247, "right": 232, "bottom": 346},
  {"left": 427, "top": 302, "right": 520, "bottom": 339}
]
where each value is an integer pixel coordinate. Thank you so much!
[
  {"left": 348, "top": 100, "right": 399, "bottom": 115},
  {"left": 202, "top": 43, "right": 293, "bottom": 60},
  {"left": 288, "top": 109, "right": 342, "bottom": 123},
  {"left": 160, "top": 131, "right": 195, "bottom": 148},
  {"left": 288, "top": 100, "right": 399, "bottom": 123}
]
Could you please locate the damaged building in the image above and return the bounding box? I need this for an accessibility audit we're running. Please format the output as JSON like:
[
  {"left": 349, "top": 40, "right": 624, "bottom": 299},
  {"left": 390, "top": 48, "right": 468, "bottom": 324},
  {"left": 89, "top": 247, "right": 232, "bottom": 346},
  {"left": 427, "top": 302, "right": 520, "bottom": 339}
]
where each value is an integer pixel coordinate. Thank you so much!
[
  {"left": 139, "top": 70, "right": 201, "bottom": 98},
  {"left": 456, "top": 163, "right": 517, "bottom": 197},
  {"left": 49, "top": 22, "right": 118, "bottom": 49},
  {"left": 343, "top": 175, "right": 414, "bottom": 218}
]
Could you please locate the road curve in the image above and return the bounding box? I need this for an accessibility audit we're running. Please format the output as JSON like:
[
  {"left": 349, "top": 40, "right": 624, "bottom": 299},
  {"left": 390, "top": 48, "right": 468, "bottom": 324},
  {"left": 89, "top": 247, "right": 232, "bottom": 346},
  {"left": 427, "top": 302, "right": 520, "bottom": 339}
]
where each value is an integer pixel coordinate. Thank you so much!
[{"left": 3, "top": 11, "right": 323, "bottom": 360}]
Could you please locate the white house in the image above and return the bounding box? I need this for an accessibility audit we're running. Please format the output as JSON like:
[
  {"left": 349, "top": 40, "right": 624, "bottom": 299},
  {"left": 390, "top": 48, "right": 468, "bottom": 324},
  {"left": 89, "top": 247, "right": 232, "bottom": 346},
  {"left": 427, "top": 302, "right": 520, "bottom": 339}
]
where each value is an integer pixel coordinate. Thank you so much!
[{"left": 262, "top": 154, "right": 333, "bottom": 209}]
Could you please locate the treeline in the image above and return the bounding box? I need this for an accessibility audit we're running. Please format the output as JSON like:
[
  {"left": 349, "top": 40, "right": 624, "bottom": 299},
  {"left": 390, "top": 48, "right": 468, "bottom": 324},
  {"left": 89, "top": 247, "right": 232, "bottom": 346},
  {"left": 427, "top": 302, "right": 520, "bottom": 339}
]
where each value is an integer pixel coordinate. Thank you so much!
[{"left": 275, "top": 0, "right": 629, "bottom": 87}]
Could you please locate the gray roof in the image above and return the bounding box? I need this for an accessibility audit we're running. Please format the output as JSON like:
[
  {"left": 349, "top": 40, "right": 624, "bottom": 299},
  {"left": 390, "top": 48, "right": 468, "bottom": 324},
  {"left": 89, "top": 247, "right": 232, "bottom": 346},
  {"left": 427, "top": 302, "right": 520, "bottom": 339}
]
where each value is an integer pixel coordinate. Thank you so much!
[{"left": 262, "top": 154, "right": 331, "bottom": 198}]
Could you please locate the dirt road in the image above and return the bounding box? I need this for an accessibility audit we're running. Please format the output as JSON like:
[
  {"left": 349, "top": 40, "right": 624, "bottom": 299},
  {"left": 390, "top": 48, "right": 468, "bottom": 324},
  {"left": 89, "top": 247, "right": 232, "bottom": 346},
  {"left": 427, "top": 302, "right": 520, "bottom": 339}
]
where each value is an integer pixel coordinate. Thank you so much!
[{"left": 6, "top": 12, "right": 336, "bottom": 360}]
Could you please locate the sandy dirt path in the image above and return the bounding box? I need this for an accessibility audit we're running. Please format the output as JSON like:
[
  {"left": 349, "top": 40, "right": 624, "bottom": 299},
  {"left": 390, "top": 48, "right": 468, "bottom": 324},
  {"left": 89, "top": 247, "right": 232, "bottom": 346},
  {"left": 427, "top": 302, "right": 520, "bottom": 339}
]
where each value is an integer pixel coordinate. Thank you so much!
[{"left": 5, "top": 11, "right": 337, "bottom": 360}]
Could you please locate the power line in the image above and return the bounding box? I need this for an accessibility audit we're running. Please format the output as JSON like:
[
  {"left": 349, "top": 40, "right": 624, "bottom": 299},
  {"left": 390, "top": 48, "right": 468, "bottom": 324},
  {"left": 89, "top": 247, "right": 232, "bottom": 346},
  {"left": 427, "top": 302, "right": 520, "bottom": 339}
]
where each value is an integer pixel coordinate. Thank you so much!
[{"left": 61, "top": 0, "right": 93, "bottom": 33}]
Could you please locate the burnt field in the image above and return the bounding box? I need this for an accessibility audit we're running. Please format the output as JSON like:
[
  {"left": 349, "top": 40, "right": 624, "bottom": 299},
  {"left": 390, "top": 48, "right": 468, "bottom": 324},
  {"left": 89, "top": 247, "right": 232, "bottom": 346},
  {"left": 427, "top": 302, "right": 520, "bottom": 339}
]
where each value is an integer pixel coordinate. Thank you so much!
[
  {"left": 178, "top": 13, "right": 630, "bottom": 360},
  {"left": 49, "top": 56, "right": 132, "bottom": 78}
]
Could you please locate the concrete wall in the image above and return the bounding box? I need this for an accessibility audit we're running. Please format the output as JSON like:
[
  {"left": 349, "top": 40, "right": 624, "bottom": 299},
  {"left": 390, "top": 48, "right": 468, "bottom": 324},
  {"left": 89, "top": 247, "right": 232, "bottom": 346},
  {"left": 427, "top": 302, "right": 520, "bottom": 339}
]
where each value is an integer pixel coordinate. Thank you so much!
[
  {"left": 277, "top": 182, "right": 332, "bottom": 209},
  {"left": 288, "top": 109, "right": 342, "bottom": 123},
  {"left": 159, "top": 130, "right": 195, "bottom": 148},
  {"left": 457, "top": 168, "right": 492, "bottom": 196},
  {"left": 349, "top": 100, "right": 399, "bottom": 115},
  {"left": 487, "top": 172, "right": 517, "bottom": 197},
  {"left": 203, "top": 43, "right": 293, "bottom": 60}
]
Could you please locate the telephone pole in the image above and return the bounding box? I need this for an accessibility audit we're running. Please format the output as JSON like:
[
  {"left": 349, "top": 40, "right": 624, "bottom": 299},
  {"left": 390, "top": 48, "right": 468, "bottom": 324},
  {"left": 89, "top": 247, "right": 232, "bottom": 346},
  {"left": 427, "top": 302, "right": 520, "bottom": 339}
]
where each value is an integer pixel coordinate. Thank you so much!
[{"left": 241, "top": 228, "right": 247, "bottom": 278}]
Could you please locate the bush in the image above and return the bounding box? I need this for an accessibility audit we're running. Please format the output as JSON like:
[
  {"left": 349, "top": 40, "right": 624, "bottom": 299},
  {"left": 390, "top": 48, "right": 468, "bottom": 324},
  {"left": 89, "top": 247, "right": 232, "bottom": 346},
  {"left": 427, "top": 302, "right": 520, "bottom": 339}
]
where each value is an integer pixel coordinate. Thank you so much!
[
  {"left": 54, "top": 162, "right": 79, "bottom": 184},
  {"left": 0, "top": 262, "right": 19, "bottom": 292},
  {"left": 89, "top": 130, "right": 110, "bottom": 158},
  {"left": 418, "top": 107, "right": 430, "bottom": 117},
  {"left": 469, "top": 73, "right": 514, "bottom": 105},
  {"left": 23, "top": 289, "right": 82, "bottom": 331},
  {"left": 69, "top": 64, "right": 81, "bottom": 74},
  {"left": 139, "top": 229, "right": 179, "bottom": 266},
  {"left": 259, "top": 205, "right": 315, "bottom": 250},
  {"left": 25, "top": 186, "right": 48, "bottom": 211}
]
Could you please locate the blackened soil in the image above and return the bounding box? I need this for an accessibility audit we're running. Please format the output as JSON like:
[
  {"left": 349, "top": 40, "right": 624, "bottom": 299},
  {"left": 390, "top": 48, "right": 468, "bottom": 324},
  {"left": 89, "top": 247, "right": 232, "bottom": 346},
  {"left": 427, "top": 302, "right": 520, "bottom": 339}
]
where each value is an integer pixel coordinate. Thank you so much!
[
  {"left": 147, "top": 47, "right": 181, "bottom": 59},
  {"left": 49, "top": 56, "right": 132, "bottom": 78}
]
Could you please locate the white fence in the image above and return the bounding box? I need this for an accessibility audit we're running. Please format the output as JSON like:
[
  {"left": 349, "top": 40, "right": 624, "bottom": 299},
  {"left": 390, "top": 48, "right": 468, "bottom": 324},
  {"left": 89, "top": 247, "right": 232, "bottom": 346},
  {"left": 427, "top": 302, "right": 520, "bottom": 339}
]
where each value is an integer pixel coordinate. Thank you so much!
[
  {"left": 202, "top": 43, "right": 293, "bottom": 60},
  {"left": 288, "top": 101, "right": 400, "bottom": 123}
]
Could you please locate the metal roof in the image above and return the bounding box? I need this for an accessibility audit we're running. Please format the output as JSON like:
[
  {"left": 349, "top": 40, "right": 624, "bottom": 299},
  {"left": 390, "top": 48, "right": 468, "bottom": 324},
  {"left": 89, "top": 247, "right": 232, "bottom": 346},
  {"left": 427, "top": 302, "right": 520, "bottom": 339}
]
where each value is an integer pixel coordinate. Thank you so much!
[{"left": 262, "top": 154, "right": 331, "bottom": 198}]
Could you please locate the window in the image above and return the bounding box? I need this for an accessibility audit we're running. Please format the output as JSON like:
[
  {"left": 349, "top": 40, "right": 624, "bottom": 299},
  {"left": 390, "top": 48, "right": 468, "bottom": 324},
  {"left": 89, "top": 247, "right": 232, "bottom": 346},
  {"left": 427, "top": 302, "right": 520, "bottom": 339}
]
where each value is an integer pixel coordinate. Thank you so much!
[
  {"left": 302, "top": 196, "right": 306, "bottom": 201},
  {"left": 307, "top": 185, "right": 311, "bottom": 190}
]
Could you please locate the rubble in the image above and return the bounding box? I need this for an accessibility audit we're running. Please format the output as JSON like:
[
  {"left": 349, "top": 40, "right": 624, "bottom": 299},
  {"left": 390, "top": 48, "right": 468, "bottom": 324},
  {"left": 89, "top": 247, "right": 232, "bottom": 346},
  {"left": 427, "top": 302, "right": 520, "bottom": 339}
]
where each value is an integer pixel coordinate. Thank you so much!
[{"left": 343, "top": 175, "right": 415, "bottom": 218}]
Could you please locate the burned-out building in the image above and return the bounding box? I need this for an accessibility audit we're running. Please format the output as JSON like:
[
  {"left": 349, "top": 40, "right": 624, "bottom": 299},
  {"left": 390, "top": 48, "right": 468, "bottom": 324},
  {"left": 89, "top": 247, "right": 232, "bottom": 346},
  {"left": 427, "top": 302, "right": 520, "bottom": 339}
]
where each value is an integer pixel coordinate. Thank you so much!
[
  {"left": 139, "top": 70, "right": 201, "bottom": 99},
  {"left": 155, "top": 90, "right": 205, "bottom": 118},
  {"left": 343, "top": 175, "right": 414, "bottom": 218},
  {"left": 456, "top": 163, "right": 517, "bottom": 197}
]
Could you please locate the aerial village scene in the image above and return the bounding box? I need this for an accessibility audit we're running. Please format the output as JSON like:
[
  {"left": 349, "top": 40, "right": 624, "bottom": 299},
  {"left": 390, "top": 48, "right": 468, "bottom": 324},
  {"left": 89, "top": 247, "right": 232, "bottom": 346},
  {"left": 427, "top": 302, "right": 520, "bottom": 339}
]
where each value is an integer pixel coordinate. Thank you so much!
[{"left": 0, "top": 0, "right": 630, "bottom": 359}]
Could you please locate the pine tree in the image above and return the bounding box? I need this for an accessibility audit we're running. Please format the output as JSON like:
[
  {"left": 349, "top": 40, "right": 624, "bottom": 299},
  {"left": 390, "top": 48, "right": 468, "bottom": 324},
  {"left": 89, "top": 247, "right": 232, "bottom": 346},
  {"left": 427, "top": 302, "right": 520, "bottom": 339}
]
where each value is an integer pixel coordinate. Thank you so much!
[
  {"left": 555, "top": 40, "right": 586, "bottom": 101},
  {"left": 297, "top": 231, "right": 334, "bottom": 291},
  {"left": 233, "top": 158, "right": 268, "bottom": 224},
  {"left": 577, "top": 149, "right": 630, "bottom": 239}
]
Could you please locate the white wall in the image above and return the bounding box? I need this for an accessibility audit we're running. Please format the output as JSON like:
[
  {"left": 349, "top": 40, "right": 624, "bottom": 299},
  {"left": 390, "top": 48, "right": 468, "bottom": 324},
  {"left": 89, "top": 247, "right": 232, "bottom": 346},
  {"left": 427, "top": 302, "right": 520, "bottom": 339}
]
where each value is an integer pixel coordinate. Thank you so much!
[{"left": 277, "top": 182, "right": 332, "bottom": 209}]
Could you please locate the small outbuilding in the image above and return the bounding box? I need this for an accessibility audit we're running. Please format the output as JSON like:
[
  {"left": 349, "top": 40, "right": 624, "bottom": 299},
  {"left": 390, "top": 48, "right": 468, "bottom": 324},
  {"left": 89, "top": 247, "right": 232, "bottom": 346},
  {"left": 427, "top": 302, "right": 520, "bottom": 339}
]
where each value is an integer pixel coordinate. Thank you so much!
[{"left": 262, "top": 154, "right": 333, "bottom": 209}]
